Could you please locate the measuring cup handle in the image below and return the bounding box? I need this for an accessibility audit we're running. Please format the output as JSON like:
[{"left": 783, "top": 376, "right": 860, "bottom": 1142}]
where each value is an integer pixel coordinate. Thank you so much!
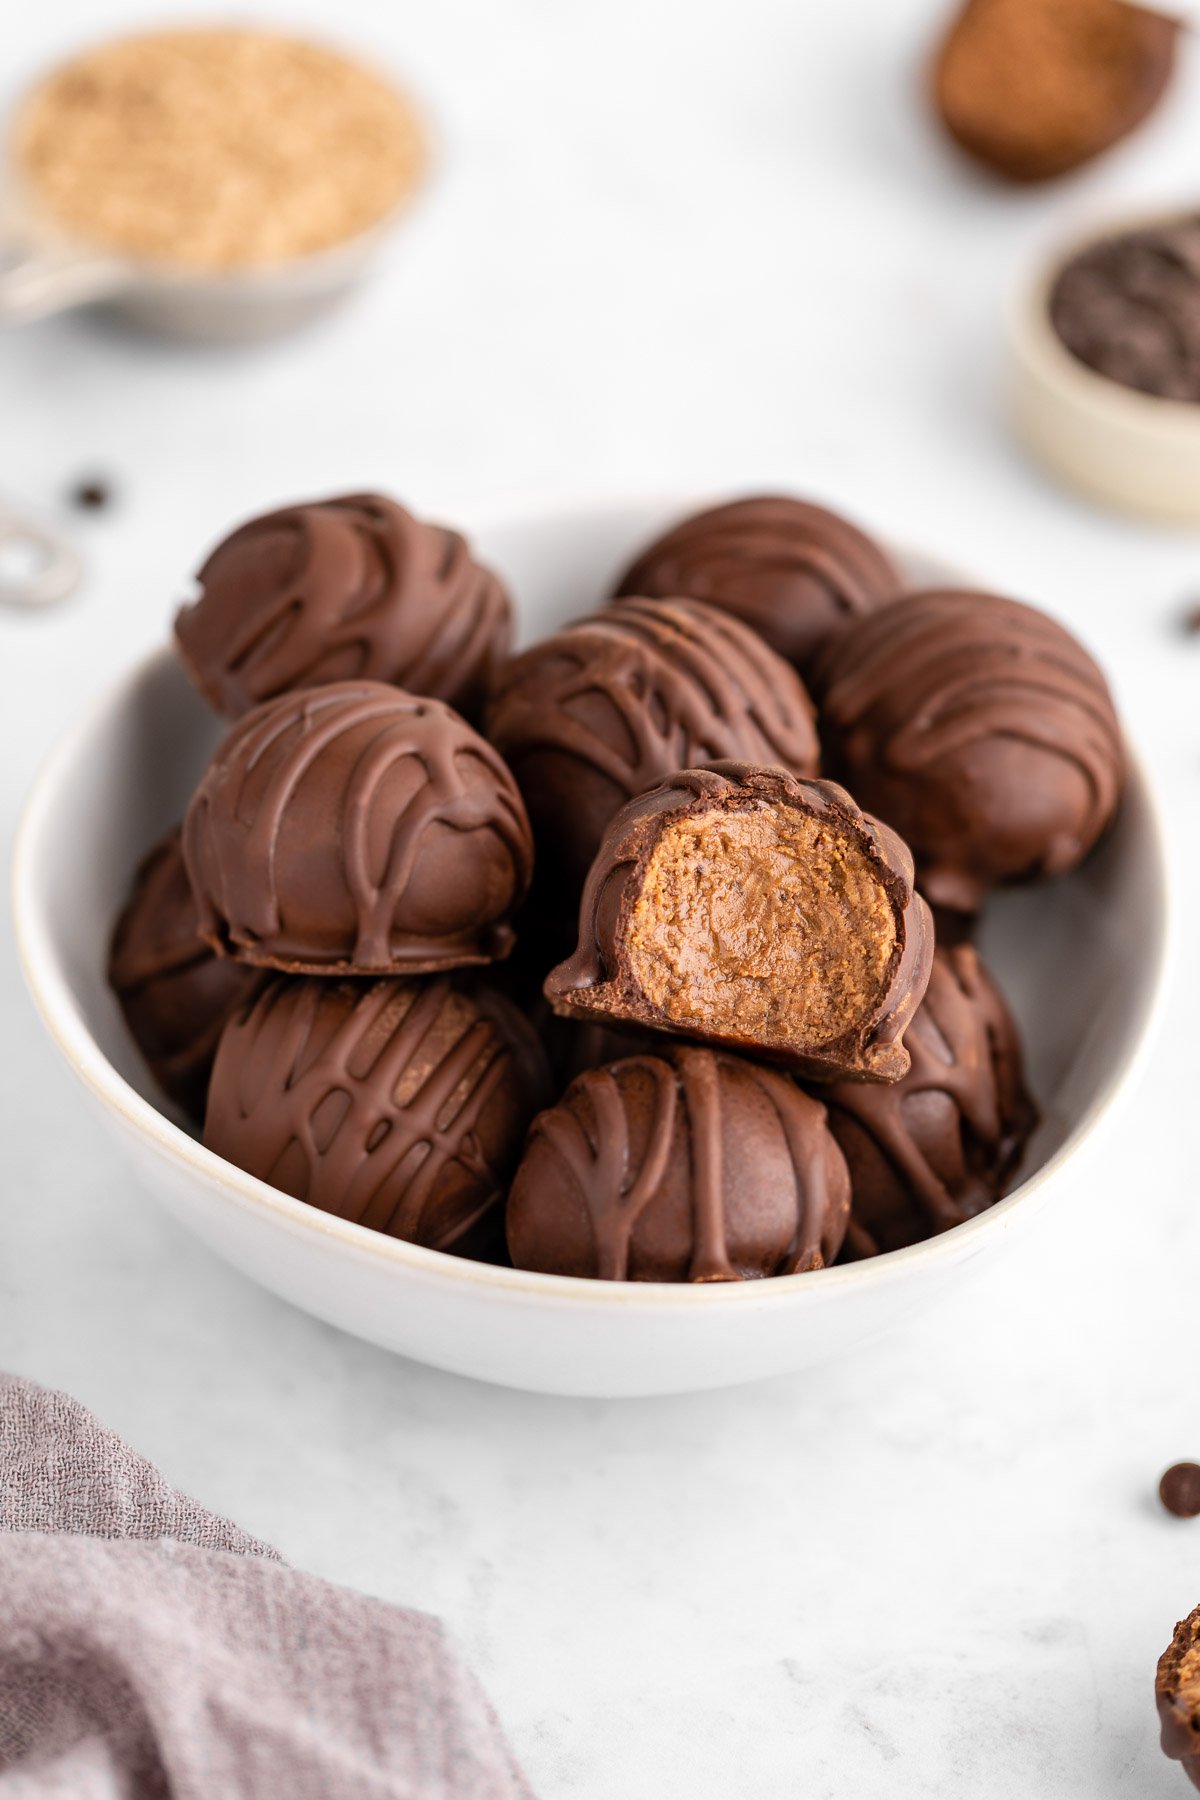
[{"left": 0, "top": 236, "right": 128, "bottom": 322}]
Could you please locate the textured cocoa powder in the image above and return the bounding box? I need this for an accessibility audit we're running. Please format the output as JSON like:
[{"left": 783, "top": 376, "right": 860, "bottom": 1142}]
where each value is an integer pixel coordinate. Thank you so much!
[{"left": 932, "top": 0, "right": 1179, "bottom": 183}]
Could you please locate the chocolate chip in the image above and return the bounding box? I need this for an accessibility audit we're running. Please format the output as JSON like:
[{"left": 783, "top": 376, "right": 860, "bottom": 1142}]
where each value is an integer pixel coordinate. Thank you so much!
[
  {"left": 1181, "top": 603, "right": 1200, "bottom": 636},
  {"left": 70, "top": 479, "right": 113, "bottom": 511},
  {"left": 1160, "top": 1463, "right": 1200, "bottom": 1517}
]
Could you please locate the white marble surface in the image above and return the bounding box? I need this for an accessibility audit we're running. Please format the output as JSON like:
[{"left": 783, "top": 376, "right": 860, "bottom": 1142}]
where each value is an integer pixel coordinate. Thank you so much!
[{"left": 3, "top": 0, "right": 1200, "bottom": 1793}]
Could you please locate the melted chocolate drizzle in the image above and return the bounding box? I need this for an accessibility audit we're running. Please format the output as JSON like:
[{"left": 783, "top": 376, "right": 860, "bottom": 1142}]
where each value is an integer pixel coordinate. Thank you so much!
[
  {"left": 185, "top": 681, "right": 533, "bottom": 974},
  {"left": 176, "top": 493, "right": 511, "bottom": 721}
]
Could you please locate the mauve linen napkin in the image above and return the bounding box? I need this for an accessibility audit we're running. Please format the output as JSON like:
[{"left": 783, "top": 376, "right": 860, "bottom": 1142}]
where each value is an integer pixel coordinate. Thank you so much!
[{"left": 0, "top": 1372, "right": 534, "bottom": 1799}]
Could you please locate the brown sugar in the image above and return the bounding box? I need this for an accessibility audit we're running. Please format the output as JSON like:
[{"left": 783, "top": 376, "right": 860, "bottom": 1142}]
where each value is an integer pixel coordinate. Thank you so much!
[
  {"left": 14, "top": 29, "right": 426, "bottom": 270},
  {"left": 932, "top": 0, "right": 1179, "bottom": 183},
  {"left": 625, "top": 803, "right": 898, "bottom": 1056}
]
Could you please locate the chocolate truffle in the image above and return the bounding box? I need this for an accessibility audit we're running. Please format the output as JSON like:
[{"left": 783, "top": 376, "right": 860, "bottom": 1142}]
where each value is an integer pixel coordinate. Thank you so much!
[
  {"left": 814, "top": 589, "right": 1126, "bottom": 914},
  {"left": 205, "top": 974, "right": 551, "bottom": 1259},
  {"left": 932, "top": 0, "right": 1178, "bottom": 184},
  {"left": 545, "top": 763, "right": 933, "bottom": 1083},
  {"left": 184, "top": 681, "right": 534, "bottom": 975},
  {"left": 484, "top": 596, "right": 820, "bottom": 900},
  {"left": 825, "top": 944, "right": 1036, "bottom": 1259},
  {"left": 613, "top": 495, "right": 902, "bottom": 677},
  {"left": 1158, "top": 1605, "right": 1200, "bottom": 1791},
  {"left": 108, "top": 828, "right": 265, "bottom": 1119},
  {"left": 175, "top": 493, "right": 511, "bottom": 722},
  {"left": 507, "top": 1046, "right": 851, "bottom": 1281}
]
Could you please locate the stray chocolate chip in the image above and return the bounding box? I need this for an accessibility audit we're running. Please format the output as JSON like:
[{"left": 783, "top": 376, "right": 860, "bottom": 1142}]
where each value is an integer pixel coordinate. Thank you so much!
[
  {"left": 1181, "top": 603, "right": 1200, "bottom": 636},
  {"left": 70, "top": 479, "right": 113, "bottom": 512},
  {"left": 1160, "top": 1463, "right": 1200, "bottom": 1518}
]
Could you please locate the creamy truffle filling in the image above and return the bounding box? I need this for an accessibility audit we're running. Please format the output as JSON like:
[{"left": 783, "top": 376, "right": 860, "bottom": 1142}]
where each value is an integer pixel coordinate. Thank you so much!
[{"left": 625, "top": 802, "right": 898, "bottom": 1050}]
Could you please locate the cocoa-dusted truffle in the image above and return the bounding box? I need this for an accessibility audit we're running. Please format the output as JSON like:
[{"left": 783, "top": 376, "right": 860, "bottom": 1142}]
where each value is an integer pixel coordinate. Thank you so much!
[
  {"left": 205, "top": 974, "right": 551, "bottom": 1259},
  {"left": 184, "top": 681, "right": 533, "bottom": 975},
  {"left": 108, "top": 828, "right": 265, "bottom": 1119},
  {"left": 825, "top": 944, "right": 1036, "bottom": 1259},
  {"left": 175, "top": 494, "right": 511, "bottom": 722},
  {"left": 484, "top": 596, "right": 820, "bottom": 900},
  {"left": 814, "top": 589, "right": 1126, "bottom": 914},
  {"left": 1157, "top": 1605, "right": 1200, "bottom": 1791},
  {"left": 932, "top": 0, "right": 1178, "bottom": 184},
  {"left": 613, "top": 495, "right": 902, "bottom": 677},
  {"left": 545, "top": 763, "right": 933, "bottom": 1083},
  {"left": 507, "top": 1046, "right": 850, "bottom": 1281}
]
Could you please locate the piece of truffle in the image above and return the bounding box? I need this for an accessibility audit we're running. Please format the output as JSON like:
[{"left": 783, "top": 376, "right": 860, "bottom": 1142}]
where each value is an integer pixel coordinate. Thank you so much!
[
  {"left": 184, "top": 681, "right": 534, "bottom": 975},
  {"left": 484, "top": 596, "right": 820, "bottom": 901},
  {"left": 507, "top": 1046, "right": 851, "bottom": 1281},
  {"left": 813, "top": 589, "right": 1126, "bottom": 914},
  {"left": 205, "top": 974, "right": 551, "bottom": 1259},
  {"left": 1158, "top": 1605, "right": 1200, "bottom": 1791},
  {"left": 824, "top": 944, "right": 1036, "bottom": 1258},
  {"left": 108, "top": 828, "right": 265, "bottom": 1119},
  {"left": 175, "top": 493, "right": 511, "bottom": 722},
  {"left": 545, "top": 763, "right": 933, "bottom": 1083},
  {"left": 932, "top": 0, "right": 1178, "bottom": 184},
  {"left": 613, "top": 495, "right": 902, "bottom": 677}
]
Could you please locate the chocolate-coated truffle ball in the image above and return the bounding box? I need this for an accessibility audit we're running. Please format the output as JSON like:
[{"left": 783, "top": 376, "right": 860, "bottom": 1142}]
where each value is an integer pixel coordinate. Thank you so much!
[
  {"left": 507, "top": 1046, "right": 850, "bottom": 1282},
  {"left": 545, "top": 763, "right": 933, "bottom": 1084},
  {"left": 824, "top": 944, "right": 1036, "bottom": 1258},
  {"left": 484, "top": 596, "right": 820, "bottom": 901},
  {"left": 1157, "top": 1604, "right": 1200, "bottom": 1791},
  {"left": 184, "top": 681, "right": 534, "bottom": 975},
  {"left": 814, "top": 589, "right": 1126, "bottom": 914},
  {"left": 613, "top": 495, "right": 902, "bottom": 677},
  {"left": 205, "top": 974, "right": 551, "bottom": 1259},
  {"left": 108, "top": 828, "right": 265, "bottom": 1119},
  {"left": 175, "top": 493, "right": 511, "bottom": 722}
]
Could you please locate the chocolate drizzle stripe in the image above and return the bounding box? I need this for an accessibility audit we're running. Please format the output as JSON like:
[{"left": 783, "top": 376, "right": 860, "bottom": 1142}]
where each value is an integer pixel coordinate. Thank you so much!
[
  {"left": 213, "top": 974, "right": 540, "bottom": 1253},
  {"left": 678, "top": 1050, "right": 736, "bottom": 1282}
]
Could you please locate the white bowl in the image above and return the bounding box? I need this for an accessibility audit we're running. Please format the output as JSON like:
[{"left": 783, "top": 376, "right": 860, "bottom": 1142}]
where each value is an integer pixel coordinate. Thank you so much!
[
  {"left": 11, "top": 494, "right": 1170, "bottom": 1397},
  {"left": 1008, "top": 210, "right": 1200, "bottom": 524}
]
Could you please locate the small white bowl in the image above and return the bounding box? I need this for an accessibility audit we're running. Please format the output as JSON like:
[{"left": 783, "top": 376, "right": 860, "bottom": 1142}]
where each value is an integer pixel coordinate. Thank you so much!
[
  {"left": 1009, "top": 212, "right": 1200, "bottom": 524},
  {"left": 11, "top": 494, "right": 1170, "bottom": 1397}
]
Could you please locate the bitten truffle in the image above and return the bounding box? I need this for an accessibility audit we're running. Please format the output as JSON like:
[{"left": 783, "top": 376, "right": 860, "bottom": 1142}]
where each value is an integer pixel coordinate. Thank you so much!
[
  {"left": 545, "top": 763, "right": 933, "bottom": 1083},
  {"left": 613, "top": 495, "right": 902, "bottom": 678},
  {"left": 205, "top": 974, "right": 551, "bottom": 1259},
  {"left": 175, "top": 493, "right": 511, "bottom": 722},
  {"left": 506, "top": 1046, "right": 851, "bottom": 1281},
  {"left": 108, "top": 828, "right": 265, "bottom": 1119},
  {"left": 932, "top": 0, "right": 1178, "bottom": 184},
  {"left": 484, "top": 596, "right": 820, "bottom": 900},
  {"left": 183, "top": 681, "right": 534, "bottom": 975},
  {"left": 1158, "top": 1605, "right": 1200, "bottom": 1791},
  {"left": 824, "top": 944, "right": 1036, "bottom": 1258},
  {"left": 814, "top": 589, "right": 1126, "bottom": 914}
]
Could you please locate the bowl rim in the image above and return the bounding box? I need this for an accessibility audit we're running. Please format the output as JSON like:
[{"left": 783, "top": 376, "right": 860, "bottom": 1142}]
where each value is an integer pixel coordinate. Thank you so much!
[{"left": 10, "top": 488, "right": 1174, "bottom": 1313}]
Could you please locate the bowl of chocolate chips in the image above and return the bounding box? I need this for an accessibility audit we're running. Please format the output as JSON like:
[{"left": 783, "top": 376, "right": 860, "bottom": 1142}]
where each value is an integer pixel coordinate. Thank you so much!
[{"left": 13, "top": 489, "right": 1167, "bottom": 1395}]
